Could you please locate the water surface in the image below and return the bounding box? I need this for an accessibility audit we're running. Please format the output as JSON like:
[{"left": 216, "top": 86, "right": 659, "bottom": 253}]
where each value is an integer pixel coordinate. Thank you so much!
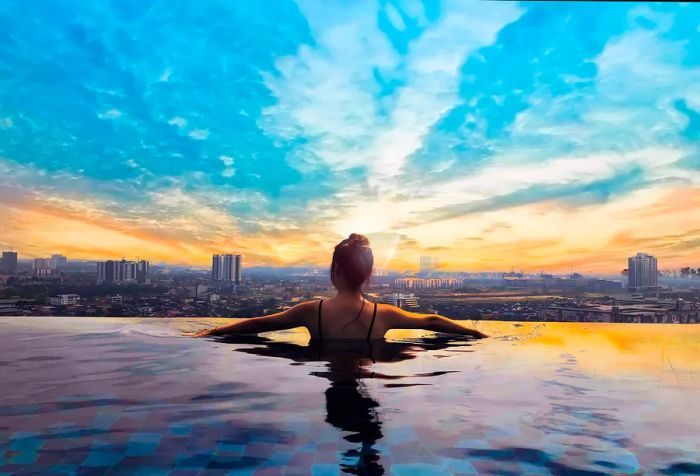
[{"left": 1, "top": 318, "right": 699, "bottom": 475}]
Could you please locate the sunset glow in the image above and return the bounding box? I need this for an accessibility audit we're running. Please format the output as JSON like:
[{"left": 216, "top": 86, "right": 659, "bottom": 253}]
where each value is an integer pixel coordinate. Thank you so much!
[{"left": 1, "top": 2, "right": 699, "bottom": 271}]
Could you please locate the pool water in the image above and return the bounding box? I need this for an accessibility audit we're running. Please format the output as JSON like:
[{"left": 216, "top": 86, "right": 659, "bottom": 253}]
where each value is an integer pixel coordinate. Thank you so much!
[{"left": 1, "top": 317, "right": 699, "bottom": 475}]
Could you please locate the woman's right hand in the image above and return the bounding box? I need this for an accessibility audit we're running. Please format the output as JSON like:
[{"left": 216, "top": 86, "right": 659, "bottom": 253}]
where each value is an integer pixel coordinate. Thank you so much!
[{"left": 183, "top": 328, "right": 218, "bottom": 337}]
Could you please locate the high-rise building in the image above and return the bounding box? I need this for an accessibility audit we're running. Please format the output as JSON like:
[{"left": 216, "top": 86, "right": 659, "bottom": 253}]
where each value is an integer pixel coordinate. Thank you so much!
[
  {"left": 33, "top": 258, "right": 53, "bottom": 278},
  {"left": 97, "top": 262, "right": 106, "bottom": 283},
  {"left": 136, "top": 260, "right": 149, "bottom": 284},
  {"left": 211, "top": 255, "right": 221, "bottom": 281},
  {"left": 419, "top": 256, "right": 439, "bottom": 274},
  {"left": 372, "top": 267, "right": 388, "bottom": 277},
  {"left": 97, "top": 259, "right": 148, "bottom": 284},
  {"left": 628, "top": 252, "right": 658, "bottom": 289},
  {"left": 0, "top": 251, "right": 17, "bottom": 274},
  {"left": 211, "top": 254, "right": 242, "bottom": 284},
  {"left": 50, "top": 254, "right": 67, "bottom": 269}
]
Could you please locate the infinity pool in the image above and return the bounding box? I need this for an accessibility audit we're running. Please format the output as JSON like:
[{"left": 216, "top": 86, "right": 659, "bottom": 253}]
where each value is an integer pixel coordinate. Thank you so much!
[{"left": 1, "top": 317, "right": 699, "bottom": 475}]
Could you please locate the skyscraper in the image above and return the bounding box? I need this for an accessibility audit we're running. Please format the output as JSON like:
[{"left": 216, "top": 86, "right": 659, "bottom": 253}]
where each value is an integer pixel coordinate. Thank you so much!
[
  {"left": 372, "top": 267, "right": 388, "bottom": 277},
  {"left": 0, "top": 251, "right": 17, "bottom": 274},
  {"left": 212, "top": 254, "right": 242, "bottom": 284},
  {"left": 136, "top": 260, "right": 149, "bottom": 284},
  {"left": 33, "top": 258, "right": 53, "bottom": 278},
  {"left": 50, "top": 254, "right": 67, "bottom": 269},
  {"left": 97, "top": 259, "right": 148, "bottom": 284},
  {"left": 212, "top": 255, "right": 221, "bottom": 281},
  {"left": 628, "top": 252, "right": 658, "bottom": 289},
  {"left": 419, "top": 256, "right": 439, "bottom": 274}
]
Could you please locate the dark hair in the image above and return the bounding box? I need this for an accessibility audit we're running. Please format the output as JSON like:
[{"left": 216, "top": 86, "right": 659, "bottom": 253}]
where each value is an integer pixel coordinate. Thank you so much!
[{"left": 330, "top": 233, "right": 373, "bottom": 291}]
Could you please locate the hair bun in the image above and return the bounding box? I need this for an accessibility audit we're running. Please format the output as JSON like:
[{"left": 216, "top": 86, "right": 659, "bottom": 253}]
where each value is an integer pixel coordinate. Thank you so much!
[
  {"left": 347, "top": 233, "right": 369, "bottom": 246},
  {"left": 331, "top": 234, "right": 374, "bottom": 290}
]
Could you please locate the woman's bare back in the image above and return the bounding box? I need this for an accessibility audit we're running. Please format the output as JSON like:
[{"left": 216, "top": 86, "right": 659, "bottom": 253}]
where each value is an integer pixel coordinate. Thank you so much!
[{"left": 310, "top": 297, "right": 380, "bottom": 340}]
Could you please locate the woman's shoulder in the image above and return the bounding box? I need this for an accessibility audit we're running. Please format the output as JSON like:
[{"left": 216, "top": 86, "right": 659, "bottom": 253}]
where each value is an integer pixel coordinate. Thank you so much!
[
  {"left": 372, "top": 301, "right": 404, "bottom": 316},
  {"left": 290, "top": 300, "right": 321, "bottom": 312}
]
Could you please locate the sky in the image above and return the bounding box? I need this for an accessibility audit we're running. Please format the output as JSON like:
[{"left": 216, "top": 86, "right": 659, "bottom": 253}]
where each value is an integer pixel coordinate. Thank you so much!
[{"left": 0, "top": 1, "right": 699, "bottom": 273}]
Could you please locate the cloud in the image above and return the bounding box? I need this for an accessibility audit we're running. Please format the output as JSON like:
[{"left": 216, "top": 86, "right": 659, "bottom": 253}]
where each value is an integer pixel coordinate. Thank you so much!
[
  {"left": 188, "top": 129, "right": 209, "bottom": 140},
  {"left": 219, "top": 155, "right": 235, "bottom": 177},
  {"left": 0, "top": 2, "right": 699, "bottom": 272},
  {"left": 260, "top": 0, "right": 523, "bottom": 186},
  {"left": 97, "top": 109, "right": 122, "bottom": 120},
  {"left": 167, "top": 116, "right": 188, "bottom": 129}
]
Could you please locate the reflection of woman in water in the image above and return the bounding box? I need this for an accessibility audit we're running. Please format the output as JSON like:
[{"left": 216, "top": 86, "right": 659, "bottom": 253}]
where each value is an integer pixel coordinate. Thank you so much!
[
  {"left": 227, "top": 335, "right": 469, "bottom": 475},
  {"left": 189, "top": 233, "right": 487, "bottom": 340}
]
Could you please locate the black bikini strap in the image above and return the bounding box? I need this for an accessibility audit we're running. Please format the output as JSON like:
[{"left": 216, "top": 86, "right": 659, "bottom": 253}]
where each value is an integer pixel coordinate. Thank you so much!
[
  {"left": 367, "top": 302, "right": 377, "bottom": 341},
  {"left": 317, "top": 299, "right": 324, "bottom": 340}
]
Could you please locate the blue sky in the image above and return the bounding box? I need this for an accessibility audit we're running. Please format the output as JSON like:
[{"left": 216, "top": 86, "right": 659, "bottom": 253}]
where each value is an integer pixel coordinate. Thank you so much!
[{"left": 0, "top": 1, "right": 699, "bottom": 271}]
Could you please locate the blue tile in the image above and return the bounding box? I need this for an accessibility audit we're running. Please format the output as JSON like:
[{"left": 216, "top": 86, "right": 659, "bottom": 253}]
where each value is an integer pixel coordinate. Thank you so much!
[
  {"left": 265, "top": 451, "right": 293, "bottom": 466},
  {"left": 387, "top": 428, "right": 418, "bottom": 444},
  {"left": 133, "top": 468, "right": 169, "bottom": 476},
  {"left": 169, "top": 423, "right": 192, "bottom": 436},
  {"left": 218, "top": 443, "right": 245, "bottom": 454},
  {"left": 225, "top": 470, "right": 256, "bottom": 476},
  {"left": 455, "top": 439, "right": 491, "bottom": 450},
  {"left": 311, "top": 463, "right": 341, "bottom": 476},
  {"left": 175, "top": 452, "right": 210, "bottom": 469},
  {"left": 127, "top": 432, "right": 161, "bottom": 456},
  {"left": 518, "top": 462, "right": 552, "bottom": 475},
  {"left": 92, "top": 412, "right": 120, "bottom": 431},
  {"left": 49, "top": 464, "right": 79, "bottom": 475},
  {"left": 82, "top": 451, "right": 124, "bottom": 467},
  {"left": 297, "top": 442, "right": 317, "bottom": 452},
  {"left": 391, "top": 463, "right": 451, "bottom": 476},
  {"left": 8, "top": 451, "right": 37, "bottom": 465},
  {"left": 442, "top": 457, "right": 478, "bottom": 475},
  {"left": 9, "top": 433, "right": 43, "bottom": 453}
]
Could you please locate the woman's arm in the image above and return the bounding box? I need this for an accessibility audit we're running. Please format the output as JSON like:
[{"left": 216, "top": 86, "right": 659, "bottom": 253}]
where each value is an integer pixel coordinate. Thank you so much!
[
  {"left": 385, "top": 306, "right": 488, "bottom": 338},
  {"left": 186, "top": 301, "right": 315, "bottom": 337}
]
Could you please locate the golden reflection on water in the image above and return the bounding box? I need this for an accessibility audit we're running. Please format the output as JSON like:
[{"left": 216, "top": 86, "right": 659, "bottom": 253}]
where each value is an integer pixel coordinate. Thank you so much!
[
  {"left": 249, "top": 321, "right": 700, "bottom": 386},
  {"left": 468, "top": 321, "right": 700, "bottom": 386},
  {"left": 166, "top": 316, "right": 700, "bottom": 386}
]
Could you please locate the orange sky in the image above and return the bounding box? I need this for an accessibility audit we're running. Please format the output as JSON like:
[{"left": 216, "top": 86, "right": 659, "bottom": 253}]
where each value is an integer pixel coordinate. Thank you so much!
[{"left": 1, "top": 184, "right": 698, "bottom": 273}]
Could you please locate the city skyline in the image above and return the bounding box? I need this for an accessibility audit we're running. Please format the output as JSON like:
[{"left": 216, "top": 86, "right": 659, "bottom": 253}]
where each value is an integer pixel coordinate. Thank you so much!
[
  {"left": 3, "top": 246, "right": 696, "bottom": 279},
  {"left": 1, "top": 2, "right": 699, "bottom": 272}
]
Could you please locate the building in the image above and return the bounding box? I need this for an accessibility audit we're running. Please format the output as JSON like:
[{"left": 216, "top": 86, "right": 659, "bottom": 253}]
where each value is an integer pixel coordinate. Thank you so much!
[
  {"left": 50, "top": 254, "right": 67, "bottom": 269},
  {"left": 419, "top": 256, "right": 439, "bottom": 274},
  {"left": 212, "top": 254, "right": 242, "bottom": 284},
  {"left": 49, "top": 294, "right": 80, "bottom": 306},
  {"left": 0, "top": 251, "right": 18, "bottom": 274},
  {"left": 378, "top": 293, "right": 420, "bottom": 310},
  {"left": 33, "top": 258, "right": 53, "bottom": 278},
  {"left": 540, "top": 298, "right": 699, "bottom": 324},
  {"left": 372, "top": 267, "right": 388, "bottom": 277},
  {"left": 136, "top": 260, "right": 149, "bottom": 284},
  {"left": 97, "top": 259, "right": 149, "bottom": 284},
  {"left": 628, "top": 253, "right": 658, "bottom": 289},
  {"left": 0, "top": 298, "right": 22, "bottom": 315},
  {"left": 395, "top": 277, "right": 463, "bottom": 289}
]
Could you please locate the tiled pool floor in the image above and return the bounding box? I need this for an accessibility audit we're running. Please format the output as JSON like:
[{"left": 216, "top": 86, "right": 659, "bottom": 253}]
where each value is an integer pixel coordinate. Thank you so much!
[{"left": 1, "top": 318, "right": 699, "bottom": 475}]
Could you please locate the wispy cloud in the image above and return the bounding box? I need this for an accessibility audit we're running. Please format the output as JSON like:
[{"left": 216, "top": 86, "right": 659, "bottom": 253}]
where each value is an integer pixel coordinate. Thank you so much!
[{"left": 0, "top": 1, "right": 699, "bottom": 271}]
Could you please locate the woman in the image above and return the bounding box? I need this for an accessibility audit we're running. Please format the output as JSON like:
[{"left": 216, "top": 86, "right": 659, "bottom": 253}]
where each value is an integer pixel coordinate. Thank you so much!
[{"left": 189, "top": 234, "right": 487, "bottom": 340}]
